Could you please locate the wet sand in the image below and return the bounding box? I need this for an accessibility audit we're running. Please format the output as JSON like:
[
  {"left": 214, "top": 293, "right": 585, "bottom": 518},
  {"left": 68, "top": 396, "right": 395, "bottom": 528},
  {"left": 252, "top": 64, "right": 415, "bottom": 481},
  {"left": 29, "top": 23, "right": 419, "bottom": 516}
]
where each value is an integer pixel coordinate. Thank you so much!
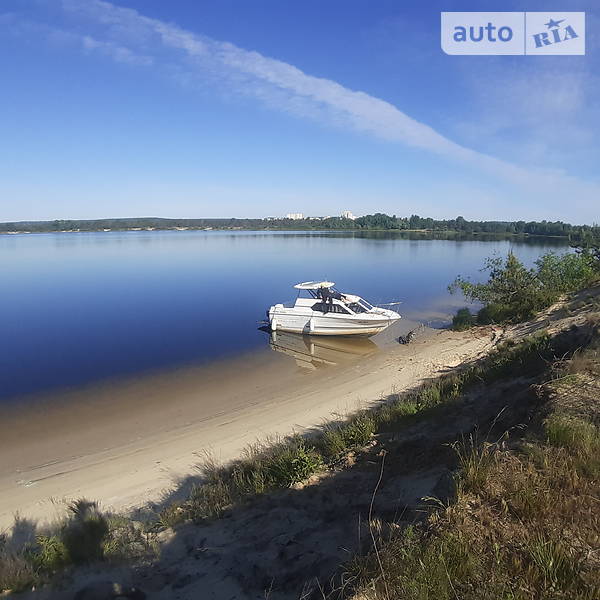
[{"left": 0, "top": 325, "right": 498, "bottom": 529}]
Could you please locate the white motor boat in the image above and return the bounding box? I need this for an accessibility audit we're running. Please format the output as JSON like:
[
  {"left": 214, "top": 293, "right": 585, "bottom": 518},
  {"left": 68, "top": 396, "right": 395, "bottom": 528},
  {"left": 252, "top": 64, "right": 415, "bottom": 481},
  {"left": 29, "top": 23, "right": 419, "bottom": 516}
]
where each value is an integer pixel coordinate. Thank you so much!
[{"left": 267, "top": 281, "right": 401, "bottom": 337}]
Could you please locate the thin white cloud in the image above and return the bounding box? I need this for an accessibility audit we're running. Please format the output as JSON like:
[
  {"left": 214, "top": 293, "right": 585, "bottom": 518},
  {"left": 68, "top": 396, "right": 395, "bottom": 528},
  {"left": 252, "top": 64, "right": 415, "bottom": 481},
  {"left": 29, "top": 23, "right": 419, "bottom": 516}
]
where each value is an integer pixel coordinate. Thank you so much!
[
  {"left": 56, "top": 2, "right": 599, "bottom": 189},
  {"left": 80, "top": 34, "right": 153, "bottom": 66},
  {"left": 74, "top": 2, "right": 486, "bottom": 159},
  {"left": 6, "top": 0, "right": 600, "bottom": 221},
  {"left": 1, "top": 11, "right": 153, "bottom": 67}
]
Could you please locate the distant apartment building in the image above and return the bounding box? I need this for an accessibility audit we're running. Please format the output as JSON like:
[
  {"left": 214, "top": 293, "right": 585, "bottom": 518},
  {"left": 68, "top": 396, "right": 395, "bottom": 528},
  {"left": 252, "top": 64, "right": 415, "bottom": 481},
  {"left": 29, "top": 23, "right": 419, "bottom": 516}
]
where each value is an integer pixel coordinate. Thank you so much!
[
  {"left": 285, "top": 213, "right": 304, "bottom": 220},
  {"left": 341, "top": 210, "right": 357, "bottom": 220}
]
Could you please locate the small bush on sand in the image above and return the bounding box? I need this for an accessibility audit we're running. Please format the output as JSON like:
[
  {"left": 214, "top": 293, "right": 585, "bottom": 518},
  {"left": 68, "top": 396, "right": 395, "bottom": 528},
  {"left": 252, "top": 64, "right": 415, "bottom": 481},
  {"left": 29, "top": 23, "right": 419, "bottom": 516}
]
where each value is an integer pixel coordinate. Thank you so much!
[
  {"left": 415, "top": 383, "right": 442, "bottom": 409},
  {"left": 159, "top": 437, "right": 325, "bottom": 527},
  {"left": 61, "top": 500, "right": 109, "bottom": 564},
  {"left": 229, "top": 438, "right": 322, "bottom": 493},
  {"left": 452, "top": 308, "right": 475, "bottom": 331},
  {"left": 476, "top": 302, "right": 511, "bottom": 324},
  {"left": 322, "top": 415, "right": 375, "bottom": 457},
  {"left": 267, "top": 441, "right": 323, "bottom": 487},
  {"left": 28, "top": 535, "right": 69, "bottom": 573},
  {"left": 376, "top": 399, "right": 419, "bottom": 428},
  {"left": 157, "top": 503, "right": 187, "bottom": 529}
]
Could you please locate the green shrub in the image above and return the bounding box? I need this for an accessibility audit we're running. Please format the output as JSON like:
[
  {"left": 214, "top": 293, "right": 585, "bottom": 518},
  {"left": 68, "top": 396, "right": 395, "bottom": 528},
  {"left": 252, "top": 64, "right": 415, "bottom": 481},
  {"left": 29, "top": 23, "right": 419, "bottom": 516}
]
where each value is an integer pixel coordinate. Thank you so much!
[
  {"left": 452, "top": 308, "right": 475, "bottom": 330},
  {"left": 231, "top": 460, "right": 269, "bottom": 496},
  {"left": 322, "top": 415, "right": 375, "bottom": 457},
  {"left": 376, "top": 399, "right": 419, "bottom": 428},
  {"left": 450, "top": 251, "right": 597, "bottom": 324},
  {"left": 545, "top": 416, "right": 597, "bottom": 450},
  {"left": 416, "top": 383, "right": 443, "bottom": 409},
  {"left": 476, "top": 303, "right": 511, "bottom": 324},
  {"left": 61, "top": 500, "right": 109, "bottom": 564},
  {"left": 267, "top": 441, "right": 323, "bottom": 487},
  {"left": 536, "top": 252, "right": 597, "bottom": 295},
  {"left": 29, "top": 535, "right": 69, "bottom": 573}
]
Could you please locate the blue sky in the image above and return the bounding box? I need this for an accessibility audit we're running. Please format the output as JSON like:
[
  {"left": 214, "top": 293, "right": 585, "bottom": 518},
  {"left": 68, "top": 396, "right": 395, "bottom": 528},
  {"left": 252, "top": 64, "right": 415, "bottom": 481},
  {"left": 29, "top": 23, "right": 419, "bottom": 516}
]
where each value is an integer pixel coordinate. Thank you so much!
[{"left": 0, "top": 0, "right": 598, "bottom": 223}]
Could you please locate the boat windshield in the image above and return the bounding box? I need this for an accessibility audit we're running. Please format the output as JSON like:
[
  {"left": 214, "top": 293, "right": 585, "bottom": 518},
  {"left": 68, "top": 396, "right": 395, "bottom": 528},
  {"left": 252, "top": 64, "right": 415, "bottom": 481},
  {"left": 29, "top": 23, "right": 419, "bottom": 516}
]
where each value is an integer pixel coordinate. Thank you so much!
[
  {"left": 347, "top": 302, "right": 366, "bottom": 314},
  {"left": 347, "top": 299, "right": 374, "bottom": 314}
]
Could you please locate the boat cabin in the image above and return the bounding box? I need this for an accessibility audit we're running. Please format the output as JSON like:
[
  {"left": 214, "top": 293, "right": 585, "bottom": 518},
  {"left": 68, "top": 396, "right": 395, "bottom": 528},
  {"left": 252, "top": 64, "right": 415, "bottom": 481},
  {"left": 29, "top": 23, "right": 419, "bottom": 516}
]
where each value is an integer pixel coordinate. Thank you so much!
[{"left": 292, "top": 281, "right": 375, "bottom": 315}]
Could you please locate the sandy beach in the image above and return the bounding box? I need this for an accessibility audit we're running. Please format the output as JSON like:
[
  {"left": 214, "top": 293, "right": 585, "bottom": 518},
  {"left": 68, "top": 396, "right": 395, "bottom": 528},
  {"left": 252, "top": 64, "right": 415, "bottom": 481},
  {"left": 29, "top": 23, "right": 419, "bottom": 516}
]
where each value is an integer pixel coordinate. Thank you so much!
[{"left": 0, "top": 326, "right": 499, "bottom": 530}]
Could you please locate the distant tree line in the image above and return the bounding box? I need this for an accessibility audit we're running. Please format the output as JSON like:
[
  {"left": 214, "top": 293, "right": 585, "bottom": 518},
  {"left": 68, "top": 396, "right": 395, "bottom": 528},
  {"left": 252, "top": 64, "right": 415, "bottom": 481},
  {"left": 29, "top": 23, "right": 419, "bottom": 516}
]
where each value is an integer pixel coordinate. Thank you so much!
[{"left": 1, "top": 214, "right": 598, "bottom": 240}]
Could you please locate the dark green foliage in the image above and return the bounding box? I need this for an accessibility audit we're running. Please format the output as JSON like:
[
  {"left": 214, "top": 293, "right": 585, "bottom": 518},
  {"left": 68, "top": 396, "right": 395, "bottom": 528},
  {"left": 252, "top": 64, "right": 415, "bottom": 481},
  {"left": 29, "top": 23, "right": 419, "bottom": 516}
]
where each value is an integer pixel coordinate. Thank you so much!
[
  {"left": 61, "top": 500, "right": 109, "bottom": 564},
  {"left": 322, "top": 414, "right": 376, "bottom": 457},
  {"left": 450, "top": 251, "right": 597, "bottom": 323},
  {"left": 450, "top": 253, "right": 544, "bottom": 321},
  {"left": 267, "top": 441, "right": 323, "bottom": 487},
  {"left": 452, "top": 308, "right": 475, "bottom": 330},
  {"left": 28, "top": 536, "right": 69, "bottom": 573},
  {"left": 476, "top": 302, "right": 511, "bottom": 324},
  {"left": 572, "top": 230, "right": 600, "bottom": 267}
]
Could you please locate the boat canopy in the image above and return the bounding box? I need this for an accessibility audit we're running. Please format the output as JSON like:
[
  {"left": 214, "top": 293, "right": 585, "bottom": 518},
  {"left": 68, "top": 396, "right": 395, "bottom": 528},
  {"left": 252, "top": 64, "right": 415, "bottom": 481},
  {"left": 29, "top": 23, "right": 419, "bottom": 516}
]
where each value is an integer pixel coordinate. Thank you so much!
[{"left": 294, "top": 281, "right": 335, "bottom": 290}]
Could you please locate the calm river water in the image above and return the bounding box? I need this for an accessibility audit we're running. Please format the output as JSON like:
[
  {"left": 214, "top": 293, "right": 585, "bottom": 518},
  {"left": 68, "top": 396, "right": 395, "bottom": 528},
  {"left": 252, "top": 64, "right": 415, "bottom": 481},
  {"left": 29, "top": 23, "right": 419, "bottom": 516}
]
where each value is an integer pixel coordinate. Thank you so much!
[{"left": 0, "top": 230, "right": 568, "bottom": 402}]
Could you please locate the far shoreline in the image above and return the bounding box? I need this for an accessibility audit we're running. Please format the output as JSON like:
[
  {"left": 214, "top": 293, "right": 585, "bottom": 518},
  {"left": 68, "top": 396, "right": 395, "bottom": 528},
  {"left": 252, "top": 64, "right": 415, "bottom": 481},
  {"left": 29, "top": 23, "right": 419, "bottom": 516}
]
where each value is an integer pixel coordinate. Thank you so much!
[
  {"left": 0, "top": 228, "right": 575, "bottom": 240},
  {"left": 2, "top": 212, "right": 596, "bottom": 239}
]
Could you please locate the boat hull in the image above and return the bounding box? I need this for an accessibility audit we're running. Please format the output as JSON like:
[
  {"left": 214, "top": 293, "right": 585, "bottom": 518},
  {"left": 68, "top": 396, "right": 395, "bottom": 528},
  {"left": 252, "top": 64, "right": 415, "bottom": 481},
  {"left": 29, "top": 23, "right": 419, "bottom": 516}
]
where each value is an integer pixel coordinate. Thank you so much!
[
  {"left": 268, "top": 309, "right": 399, "bottom": 337},
  {"left": 275, "top": 326, "right": 386, "bottom": 337}
]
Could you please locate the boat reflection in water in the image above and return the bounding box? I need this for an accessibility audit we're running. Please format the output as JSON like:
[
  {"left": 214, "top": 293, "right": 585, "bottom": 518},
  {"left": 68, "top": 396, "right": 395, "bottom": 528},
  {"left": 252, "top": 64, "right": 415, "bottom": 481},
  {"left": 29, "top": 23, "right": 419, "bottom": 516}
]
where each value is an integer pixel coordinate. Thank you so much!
[{"left": 269, "top": 331, "right": 378, "bottom": 371}]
